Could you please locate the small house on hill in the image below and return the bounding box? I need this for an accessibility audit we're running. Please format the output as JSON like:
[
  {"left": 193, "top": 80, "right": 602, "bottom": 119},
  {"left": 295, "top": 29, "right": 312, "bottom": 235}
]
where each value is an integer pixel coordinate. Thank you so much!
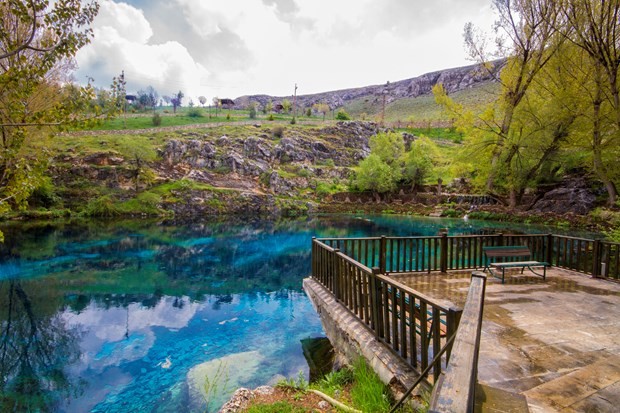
[
  {"left": 220, "top": 98, "right": 235, "bottom": 109},
  {"left": 274, "top": 103, "right": 284, "bottom": 113}
]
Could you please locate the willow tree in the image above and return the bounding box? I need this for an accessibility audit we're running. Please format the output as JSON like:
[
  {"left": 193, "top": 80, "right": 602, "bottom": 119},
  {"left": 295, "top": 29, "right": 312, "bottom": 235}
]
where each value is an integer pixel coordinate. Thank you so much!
[
  {"left": 0, "top": 1, "right": 100, "bottom": 238},
  {"left": 559, "top": 0, "right": 620, "bottom": 205},
  {"left": 436, "top": 0, "right": 564, "bottom": 206}
]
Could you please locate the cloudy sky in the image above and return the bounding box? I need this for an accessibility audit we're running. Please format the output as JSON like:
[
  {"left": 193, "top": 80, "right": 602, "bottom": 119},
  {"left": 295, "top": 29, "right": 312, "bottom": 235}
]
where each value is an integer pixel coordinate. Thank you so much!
[{"left": 75, "top": 0, "right": 496, "bottom": 101}]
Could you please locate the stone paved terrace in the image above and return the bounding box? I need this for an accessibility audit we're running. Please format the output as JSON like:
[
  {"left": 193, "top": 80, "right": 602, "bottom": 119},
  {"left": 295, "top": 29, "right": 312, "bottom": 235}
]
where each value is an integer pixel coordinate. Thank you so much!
[{"left": 390, "top": 268, "right": 620, "bottom": 413}]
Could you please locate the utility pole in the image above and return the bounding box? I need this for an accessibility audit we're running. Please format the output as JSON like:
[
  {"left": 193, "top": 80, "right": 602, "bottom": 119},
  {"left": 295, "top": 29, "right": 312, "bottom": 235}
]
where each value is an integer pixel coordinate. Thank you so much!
[
  {"left": 293, "top": 83, "right": 298, "bottom": 119},
  {"left": 381, "top": 82, "right": 388, "bottom": 127}
]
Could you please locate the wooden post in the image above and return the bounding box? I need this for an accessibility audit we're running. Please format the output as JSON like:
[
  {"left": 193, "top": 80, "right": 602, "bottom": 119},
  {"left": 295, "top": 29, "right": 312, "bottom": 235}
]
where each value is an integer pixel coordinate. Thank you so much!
[
  {"left": 497, "top": 233, "right": 504, "bottom": 247},
  {"left": 592, "top": 239, "right": 601, "bottom": 278},
  {"left": 440, "top": 233, "right": 448, "bottom": 273},
  {"left": 311, "top": 237, "right": 316, "bottom": 278},
  {"left": 546, "top": 234, "right": 553, "bottom": 266},
  {"left": 379, "top": 236, "right": 387, "bottom": 274},
  {"left": 332, "top": 249, "right": 340, "bottom": 301},
  {"left": 445, "top": 307, "right": 462, "bottom": 364}
]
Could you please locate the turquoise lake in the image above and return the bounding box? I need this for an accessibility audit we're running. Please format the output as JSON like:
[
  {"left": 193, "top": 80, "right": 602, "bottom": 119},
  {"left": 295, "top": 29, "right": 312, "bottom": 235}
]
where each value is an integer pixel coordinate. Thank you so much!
[{"left": 0, "top": 215, "right": 600, "bottom": 412}]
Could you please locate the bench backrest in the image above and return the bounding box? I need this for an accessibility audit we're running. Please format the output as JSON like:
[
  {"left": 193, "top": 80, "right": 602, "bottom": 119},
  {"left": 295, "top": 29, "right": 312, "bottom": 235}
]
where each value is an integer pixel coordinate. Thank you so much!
[{"left": 483, "top": 245, "right": 531, "bottom": 259}]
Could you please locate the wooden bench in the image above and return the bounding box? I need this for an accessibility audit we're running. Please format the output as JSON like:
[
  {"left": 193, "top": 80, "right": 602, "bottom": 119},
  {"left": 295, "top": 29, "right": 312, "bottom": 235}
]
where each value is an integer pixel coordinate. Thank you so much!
[{"left": 482, "top": 245, "right": 548, "bottom": 284}]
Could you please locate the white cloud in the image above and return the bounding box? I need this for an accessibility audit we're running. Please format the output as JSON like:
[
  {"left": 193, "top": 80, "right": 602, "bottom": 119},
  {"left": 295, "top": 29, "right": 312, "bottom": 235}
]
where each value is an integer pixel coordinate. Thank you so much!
[{"left": 75, "top": 0, "right": 498, "bottom": 100}]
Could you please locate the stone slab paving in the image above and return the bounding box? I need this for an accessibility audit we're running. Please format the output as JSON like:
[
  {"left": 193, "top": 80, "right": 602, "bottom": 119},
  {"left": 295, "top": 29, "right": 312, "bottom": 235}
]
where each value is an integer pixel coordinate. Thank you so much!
[{"left": 391, "top": 268, "right": 620, "bottom": 413}]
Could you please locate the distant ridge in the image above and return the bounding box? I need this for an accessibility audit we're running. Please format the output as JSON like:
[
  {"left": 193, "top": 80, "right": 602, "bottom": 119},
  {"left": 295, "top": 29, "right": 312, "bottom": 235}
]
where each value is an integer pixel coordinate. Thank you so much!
[{"left": 234, "top": 60, "right": 504, "bottom": 110}]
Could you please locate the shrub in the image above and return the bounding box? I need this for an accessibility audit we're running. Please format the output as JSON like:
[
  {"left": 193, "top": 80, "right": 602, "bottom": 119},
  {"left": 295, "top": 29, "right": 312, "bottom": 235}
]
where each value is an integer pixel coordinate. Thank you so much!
[
  {"left": 290, "top": 117, "right": 296, "bottom": 125},
  {"left": 187, "top": 108, "right": 203, "bottom": 118},
  {"left": 305, "top": 108, "right": 312, "bottom": 117},
  {"left": 152, "top": 112, "right": 162, "bottom": 126},
  {"left": 226, "top": 113, "right": 231, "bottom": 120},
  {"left": 249, "top": 104, "right": 257, "bottom": 119},
  {"left": 272, "top": 125, "right": 285, "bottom": 139},
  {"left": 335, "top": 109, "right": 351, "bottom": 120},
  {"left": 82, "top": 195, "right": 121, "bottom": 217},
  {"left": 29, "top": 177, "right": 60, "bottom": 208},
  {"left": 268, "top": 114, "right": 275, "bottom": 121}
]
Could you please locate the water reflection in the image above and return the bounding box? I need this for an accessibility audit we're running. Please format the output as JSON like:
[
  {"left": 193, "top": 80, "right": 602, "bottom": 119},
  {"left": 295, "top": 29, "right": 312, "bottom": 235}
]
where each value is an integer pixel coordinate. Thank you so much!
[
  {"left": 0, "top": 216, "right": 602, "bottom": 412},
  {"left": 0, "top": 279, "right": 83, "bottom": 412}
]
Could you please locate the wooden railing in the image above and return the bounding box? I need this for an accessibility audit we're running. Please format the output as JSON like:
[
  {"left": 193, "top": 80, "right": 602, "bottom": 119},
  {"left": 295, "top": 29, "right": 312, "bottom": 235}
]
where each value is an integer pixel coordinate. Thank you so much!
[
  {"left": 319, "top": 234, "right": 620, "bottom": 281},
  {"left": 429, "top": 272, "right": 487, "bottom": 413},
  {"left": 312, "top": 238, "right": 463, "bottom": 381}
]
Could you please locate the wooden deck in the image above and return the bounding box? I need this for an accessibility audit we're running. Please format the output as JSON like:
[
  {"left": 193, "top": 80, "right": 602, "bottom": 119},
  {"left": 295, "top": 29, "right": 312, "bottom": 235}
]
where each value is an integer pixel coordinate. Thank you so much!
[{"left": 390, "top": 268, "right": 620, "bottom": 412}]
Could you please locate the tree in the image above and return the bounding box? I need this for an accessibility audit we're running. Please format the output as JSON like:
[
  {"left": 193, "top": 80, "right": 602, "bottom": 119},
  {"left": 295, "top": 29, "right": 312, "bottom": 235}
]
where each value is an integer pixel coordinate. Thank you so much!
[
  {"left": 369, "top": 132, "right": 404, "bottom": 165},
  {"left": 282, "top": 99, "right": 292, "bottom": 114},
  {"left": 162, "top": 95, "right": 171, "bottom": 106},
  {"left": 313, "top": 103, "right": 330, "bottom": 121},
  {"left": 137, "top": 86, "right": 158, "bottom": 110},
  {"left": 355, "top": 154, "right": 400, "bottom": 200},
  {"left": 171, "top": 90, "right": 184, "bottom": 113},
  {"left": 560, "top": 0, "right": 620, "bottom": 205},
  {"left": 198, "top": 96, "right": 207, "bottom": 107},
  {"left": 212, "top": 96, "right": 220, "bottom": 116},
  {"left": 460, "top": 0, "right": 563, "bottom": 193},
  {"left": 335, "top": 109, "right": 351, "bottom": 120},
  {"left": 0, "top": 0, "right": 100, "bottom": 241},
  {"left": 402, "top": 137, "right": 436, "bottom": 192},
  {"left": 265, "top": 100, "right": 273, "bottom": 114}
]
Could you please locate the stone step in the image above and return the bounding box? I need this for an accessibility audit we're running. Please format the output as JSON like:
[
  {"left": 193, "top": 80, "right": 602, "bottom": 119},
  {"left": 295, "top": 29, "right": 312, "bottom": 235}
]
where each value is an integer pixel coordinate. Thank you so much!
[
  {"left": 475, "top": 384, "right": 530, "bottom": 413},
  {"left": 522, "top": 353, "right": 620, "bottom": 412}
]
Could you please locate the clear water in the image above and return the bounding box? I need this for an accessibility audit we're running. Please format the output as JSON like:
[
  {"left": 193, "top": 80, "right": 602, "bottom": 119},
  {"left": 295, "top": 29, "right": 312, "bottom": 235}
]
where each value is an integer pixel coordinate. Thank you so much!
[{"left": 0, "top": 215, "right": 600, "bottom": 412}]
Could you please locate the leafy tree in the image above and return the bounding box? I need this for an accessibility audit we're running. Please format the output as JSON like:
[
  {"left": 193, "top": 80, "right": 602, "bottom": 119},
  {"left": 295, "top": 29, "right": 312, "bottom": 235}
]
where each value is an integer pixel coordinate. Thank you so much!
[
  {"left": 402, "top": 136, "right": 436, "bottom": 191},
  {"left": 306, "top": 107, "right": 312, "bottom": 117},
  {"left": 0, "top": 0, "right": 101, "bottom": 241},
  {"left": 162, "top": 95, "right": 171, "bottom": 106},
  {"left": 335, "top": 109, "right": 351, "bottom": 120},
  {"left": 313, "top": 103, "right": 330, "bottom": 121},
  {"left": 248, "top": 102, "right": 257, "bottom": 119},
  {"left": 264, "top": 100, "right": 273, "bottom": 114},
  {"left": 282, "top": 99, "right": 292, "bottom": 113},
  {"left": 369, "top": 132, "right": 404, "bottom": 165},
  {"left": 171, "top": 90, "right": 184, "bottom": 113},
  {"left": 355, "top": 154, "right": 400, "bottom": 199},
  {"left": 212, "top": 96, "right": 220, "bottom": 116},
  {"left": 137, "top": 86, "right": 158, "bottom": 110},
  {"left": 198, "top": 96, "right": 207, "bottom": 107}
]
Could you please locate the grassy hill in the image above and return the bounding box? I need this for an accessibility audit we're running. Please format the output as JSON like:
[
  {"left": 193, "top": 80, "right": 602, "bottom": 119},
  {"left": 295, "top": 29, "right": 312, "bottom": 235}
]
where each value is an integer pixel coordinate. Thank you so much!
[{"left": 343, "top": 81, "right": 500, "bottom": 125}]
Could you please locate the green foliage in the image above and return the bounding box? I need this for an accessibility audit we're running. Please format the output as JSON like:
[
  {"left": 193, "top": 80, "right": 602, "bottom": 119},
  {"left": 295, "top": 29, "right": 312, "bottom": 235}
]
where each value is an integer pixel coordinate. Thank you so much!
[
  {"left": 355, "top": 154, "right": 400, "bottom": 193},
  {"left": 305, "top": 108, "right": 312, "bottom": 117},
  {"left": 402, "top": 136, "right": 437, "bottom": 189},
  {"left": 152, "top": 112, "right": 162, "bottom": 126},
  {"left": 119, "top": 192, "right": 164, "bottom": 215},
  {"left": 604, "top": 227, "right": 620, "bottom": 243},
  {"left": 0, "top": 0, "right": 101, "bottom": 235},
  {"left": 290, "top": 117, "right": 296, "bottom": 125},
  {"left": 350, "top": 358, "right": 392, "bottom": 413},
  {"left": 316, "top": 158, "right": 335, "bottom": 167},
  {"left": 187, "top": 107, "right": 203, "bottom": 118},
  {"left": 249, "top": 103, "right": 257, "bottom": 119},
  {"left": 268, "top": 114, "right": 275, "bottom": 121},
  {"left": 282, "top": 99, "right": 292, "bottom": 113},
  {"left": 28, "top": 177, "right": 61, "bottom": 209},
  {"left": 272, "top": 125, "right": 285, "bottom": 139},
  {"left": 335, "top": 109, "right": 351, "bottom": 120},
  {"left": 276, "top": 371, "right": 308, "bottom": 391},
  {"left": 82, "top": 195, "right": 122, "bottom": 217},
  {"left": 312, "top": 368, "right": 353, "bottom": 397},
  {"left": 245, "top": 402, "right": 308, "bottom": 413},
  {"left": 370, "top": 132, "right": 405, "bottom": 165}
]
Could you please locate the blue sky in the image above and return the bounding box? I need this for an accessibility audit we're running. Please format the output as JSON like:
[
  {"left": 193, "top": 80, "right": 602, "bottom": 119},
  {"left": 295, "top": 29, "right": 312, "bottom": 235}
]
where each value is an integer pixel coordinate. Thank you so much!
[{"left": 75, "top": 0, "right": 495, "bottom": 101}]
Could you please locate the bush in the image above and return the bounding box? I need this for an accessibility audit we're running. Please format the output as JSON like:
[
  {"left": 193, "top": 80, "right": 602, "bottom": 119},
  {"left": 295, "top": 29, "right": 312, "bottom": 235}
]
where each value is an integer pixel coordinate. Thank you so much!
[
  {"left": 226, "top": 113, "right": 231, "bottom": 120},
  {"left": 335, "top": 109, "right": 351, "bottom": 120},
  {"left": 290, "top": 117, "right": 296, "bottom": 125},
  {"left": 152, "top": 112, "right": 162, "bottom": 126},
  {"left": 272, "top": 125, "right": 285, "bottom": 139},
  {"left": 29, "top": 177, "right": 60, "bottom": 208},
  {"left": 305, "top": 108, "right": 312, "bottom": 117},
  {"left": 82, "top": 195, "right": 121, "bottom": 217},
  {"left": 187, "top": 108, "right": 203, "bottom": 118},
  {"left": 249, "top": 104, "right": 257, "bottom": 119},
  {"left": 268, "top": 114, "right": 275, "bottom": 121}
]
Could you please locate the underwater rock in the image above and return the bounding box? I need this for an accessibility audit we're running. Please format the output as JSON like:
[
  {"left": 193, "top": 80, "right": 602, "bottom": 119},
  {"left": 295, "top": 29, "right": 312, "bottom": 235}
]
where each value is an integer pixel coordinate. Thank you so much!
[
  {"left": 301, "top": 337, "right": 335, "bottom": 383},
  {"left": 186, "top": 350, "right": 264, "bottom": 412}
]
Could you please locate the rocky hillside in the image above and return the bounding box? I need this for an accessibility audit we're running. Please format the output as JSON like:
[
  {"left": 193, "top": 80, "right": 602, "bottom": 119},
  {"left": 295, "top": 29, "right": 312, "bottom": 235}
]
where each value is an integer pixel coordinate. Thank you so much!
[
  {"left": 234, "top": 60, "right": 504, "bottom": 110},
  {"left": 51, "top": 122, "right": 378, "bottom": 218}
]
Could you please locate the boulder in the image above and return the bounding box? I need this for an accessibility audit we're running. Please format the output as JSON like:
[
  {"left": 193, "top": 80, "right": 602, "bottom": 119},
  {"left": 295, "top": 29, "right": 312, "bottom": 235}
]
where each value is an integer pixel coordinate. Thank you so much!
[{"left": 531, "top": 177, "right": 597, "bottom": 215}]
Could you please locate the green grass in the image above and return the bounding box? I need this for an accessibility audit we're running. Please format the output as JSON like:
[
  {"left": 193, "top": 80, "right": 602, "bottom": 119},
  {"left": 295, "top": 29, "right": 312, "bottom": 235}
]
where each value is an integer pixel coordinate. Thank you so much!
[
  {"left": 343, "top": 81, "right": 500, "bottom": 124},
  {"left": 245, "top": 402, "right": 308, "bottom": 413},
  {"left": 349, "top": 358, "right": 392, "bottom": 412}
]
